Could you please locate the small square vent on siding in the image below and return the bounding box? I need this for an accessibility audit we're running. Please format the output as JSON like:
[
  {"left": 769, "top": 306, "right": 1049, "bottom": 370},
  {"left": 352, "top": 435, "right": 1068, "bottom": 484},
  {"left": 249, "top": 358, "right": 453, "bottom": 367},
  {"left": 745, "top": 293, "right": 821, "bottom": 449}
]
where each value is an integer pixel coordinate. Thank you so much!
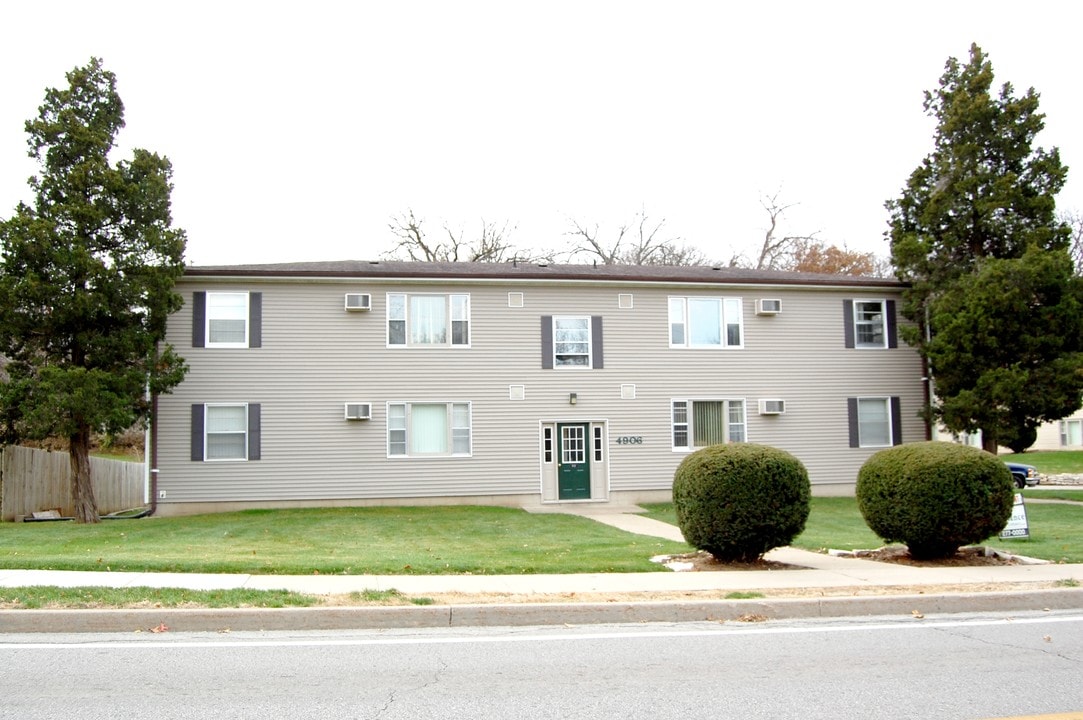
[
  {"left": 618, "top": 293, "right": 633, "bottom": 309},
  {"left": 620, "top": 384, "right": 636, "bottom": 400},
  {"left": 508, "top": 292, "right": 524, "bottom": 308},
  {"left": 509, "top": 385, "right": 526, "bottom": 400},
  {"left": 344, "top": 402, "right": 372, "bottom": 420}
]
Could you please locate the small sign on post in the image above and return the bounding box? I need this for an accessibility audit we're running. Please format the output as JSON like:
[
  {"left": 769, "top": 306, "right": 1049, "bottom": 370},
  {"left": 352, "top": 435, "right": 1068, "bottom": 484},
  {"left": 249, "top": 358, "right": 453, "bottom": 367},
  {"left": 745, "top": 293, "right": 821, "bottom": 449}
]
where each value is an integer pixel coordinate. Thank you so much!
[{"left": 999, "top": 493, "right": 1030, "bottom": 539}]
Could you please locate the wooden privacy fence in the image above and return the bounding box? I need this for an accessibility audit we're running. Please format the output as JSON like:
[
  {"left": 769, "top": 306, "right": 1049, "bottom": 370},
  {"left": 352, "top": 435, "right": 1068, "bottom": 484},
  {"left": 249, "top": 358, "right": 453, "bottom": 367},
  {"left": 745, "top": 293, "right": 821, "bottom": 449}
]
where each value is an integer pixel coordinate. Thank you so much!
[{"left": 0, "top": 446, "right": 146, "bottom": 521}]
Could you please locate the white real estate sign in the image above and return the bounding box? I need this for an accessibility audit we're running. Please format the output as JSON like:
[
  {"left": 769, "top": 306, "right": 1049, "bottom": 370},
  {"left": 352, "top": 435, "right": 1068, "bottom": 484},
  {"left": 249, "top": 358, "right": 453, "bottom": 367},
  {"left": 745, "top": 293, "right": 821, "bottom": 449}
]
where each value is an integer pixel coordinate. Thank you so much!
[{"left": 998, "top": 493, "right": 1030, "bottom": 539}]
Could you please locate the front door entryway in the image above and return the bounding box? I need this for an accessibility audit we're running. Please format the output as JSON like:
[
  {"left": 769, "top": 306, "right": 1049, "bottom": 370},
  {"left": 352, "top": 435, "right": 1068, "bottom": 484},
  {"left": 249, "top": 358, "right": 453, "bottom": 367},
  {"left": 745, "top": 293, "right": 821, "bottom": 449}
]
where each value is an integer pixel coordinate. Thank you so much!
[{"left": 557, "top": 423, "right": 591, "bottom": 500}]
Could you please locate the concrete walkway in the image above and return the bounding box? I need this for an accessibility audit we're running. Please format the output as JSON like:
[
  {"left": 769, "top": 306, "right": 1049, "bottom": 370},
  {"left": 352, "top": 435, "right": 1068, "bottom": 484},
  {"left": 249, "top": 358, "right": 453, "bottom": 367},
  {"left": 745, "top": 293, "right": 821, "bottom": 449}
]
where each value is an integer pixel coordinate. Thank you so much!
[{"left": 1, "top": 506, "right": 1081, "bottom": 632}]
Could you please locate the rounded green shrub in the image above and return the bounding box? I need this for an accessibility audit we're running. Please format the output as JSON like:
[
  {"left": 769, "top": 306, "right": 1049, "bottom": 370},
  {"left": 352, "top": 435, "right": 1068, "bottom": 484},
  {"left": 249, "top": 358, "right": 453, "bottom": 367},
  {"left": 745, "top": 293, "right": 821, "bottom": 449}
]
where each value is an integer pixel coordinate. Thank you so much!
[
  {"left": 672, "top": 443, "right": 811, "bottom": 563},
  {"left": 856, "top": 441, "right": 1014, "bottom": 560}
]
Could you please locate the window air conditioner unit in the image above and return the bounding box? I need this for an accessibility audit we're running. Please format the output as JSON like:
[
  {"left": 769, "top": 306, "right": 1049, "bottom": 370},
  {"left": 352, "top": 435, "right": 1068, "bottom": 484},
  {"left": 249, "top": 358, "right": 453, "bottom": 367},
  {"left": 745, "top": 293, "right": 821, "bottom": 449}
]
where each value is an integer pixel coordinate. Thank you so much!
[
  {"left": 756, "top": 298, "right": 782, "bottom": 315},
  {"left": 758, "top": 399, "right": 786, "bottom": 415},
  {"left": 344, "top": 402, "right": 372, "bottom": 420},
  {"left": 344, "top": 293, "right": 372, "bottom": 312}
]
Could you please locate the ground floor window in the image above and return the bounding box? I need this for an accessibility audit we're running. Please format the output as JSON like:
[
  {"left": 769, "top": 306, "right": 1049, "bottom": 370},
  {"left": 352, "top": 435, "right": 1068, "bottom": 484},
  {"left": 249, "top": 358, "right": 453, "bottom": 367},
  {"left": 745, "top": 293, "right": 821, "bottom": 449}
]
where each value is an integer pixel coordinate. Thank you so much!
[
  {"left": 672, "top": 399, "right": 746, "bottom": 450},
  {"left": 1061, "top": 419, "right": 1082, "bottom": 447},
  {"left": 847, "top": 396, "right": 901, "bottom": 448},
  {"left": 388, "top": 402, "right": 471, "bottom": 457}
]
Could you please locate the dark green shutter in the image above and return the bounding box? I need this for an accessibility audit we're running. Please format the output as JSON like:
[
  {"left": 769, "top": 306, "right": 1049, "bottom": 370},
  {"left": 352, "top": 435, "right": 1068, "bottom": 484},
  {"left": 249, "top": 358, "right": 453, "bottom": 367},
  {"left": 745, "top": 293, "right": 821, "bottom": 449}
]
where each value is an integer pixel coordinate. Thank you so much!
[{"left": 192, "top": 292, "right": 206, "bottom": 347}]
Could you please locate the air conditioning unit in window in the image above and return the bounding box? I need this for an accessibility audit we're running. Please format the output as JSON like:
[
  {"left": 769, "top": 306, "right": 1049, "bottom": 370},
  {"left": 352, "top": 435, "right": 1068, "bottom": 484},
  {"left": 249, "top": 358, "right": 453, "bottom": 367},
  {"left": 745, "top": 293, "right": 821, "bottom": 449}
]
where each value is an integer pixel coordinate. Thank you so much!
[
  {"left": 758, "top": 399, "right": 786, "bottom": 415},
  {"left": 344, "top": 293, "right": 372, "bottom": 312},
  {"left": 344, "top": 402, "right": 372, "bottom": 420},
  {"left": 757, "top": 298, "right": 782, "bottom": 315}
]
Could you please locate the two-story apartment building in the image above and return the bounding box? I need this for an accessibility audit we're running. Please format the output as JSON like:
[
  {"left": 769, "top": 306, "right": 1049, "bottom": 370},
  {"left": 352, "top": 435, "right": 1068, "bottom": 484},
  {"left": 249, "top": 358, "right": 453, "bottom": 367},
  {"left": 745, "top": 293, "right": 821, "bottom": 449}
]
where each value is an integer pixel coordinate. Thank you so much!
[{"left": 151, "top": 261, "right": 926, "bottom": 515}]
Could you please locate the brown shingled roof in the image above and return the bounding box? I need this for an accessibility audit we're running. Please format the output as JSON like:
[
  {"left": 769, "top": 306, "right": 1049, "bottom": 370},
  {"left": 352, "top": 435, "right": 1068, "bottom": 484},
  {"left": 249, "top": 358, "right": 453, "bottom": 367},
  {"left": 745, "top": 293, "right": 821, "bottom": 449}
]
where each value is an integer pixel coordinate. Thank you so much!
[{"left": 183, "top": 260, "right": 902, "bottom": 288}]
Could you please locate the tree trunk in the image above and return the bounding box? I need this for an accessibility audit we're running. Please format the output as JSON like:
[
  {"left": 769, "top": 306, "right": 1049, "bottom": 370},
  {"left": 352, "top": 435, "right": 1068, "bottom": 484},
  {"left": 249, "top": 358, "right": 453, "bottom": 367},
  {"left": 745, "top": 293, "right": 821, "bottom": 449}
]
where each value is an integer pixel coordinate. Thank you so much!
[
  {"left": 69, "top": 425, "right": 100, "bottom": 523},
  {"left": 981, "top": 432, "right": 999, "bottom": 455}
]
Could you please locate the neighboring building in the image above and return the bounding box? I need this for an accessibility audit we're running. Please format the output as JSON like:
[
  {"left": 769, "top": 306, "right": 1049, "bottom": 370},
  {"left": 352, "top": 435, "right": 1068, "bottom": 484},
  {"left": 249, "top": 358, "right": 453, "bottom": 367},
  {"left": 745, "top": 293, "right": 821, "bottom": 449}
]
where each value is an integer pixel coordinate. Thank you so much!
[
  {"left": 151, "top": 261, "right": 925, "bottom": 515},
  {"left": 1035, "top": 407, "right": 1083, "bottom": 451}
]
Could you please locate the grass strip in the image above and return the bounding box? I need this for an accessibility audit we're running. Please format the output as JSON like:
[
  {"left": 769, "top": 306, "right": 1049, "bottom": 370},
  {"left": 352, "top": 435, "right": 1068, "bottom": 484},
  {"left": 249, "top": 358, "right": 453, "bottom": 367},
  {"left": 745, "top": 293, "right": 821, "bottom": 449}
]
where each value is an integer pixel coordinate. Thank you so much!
[{"left": 0, "top": 586, "right": 315, "bottom": 610}]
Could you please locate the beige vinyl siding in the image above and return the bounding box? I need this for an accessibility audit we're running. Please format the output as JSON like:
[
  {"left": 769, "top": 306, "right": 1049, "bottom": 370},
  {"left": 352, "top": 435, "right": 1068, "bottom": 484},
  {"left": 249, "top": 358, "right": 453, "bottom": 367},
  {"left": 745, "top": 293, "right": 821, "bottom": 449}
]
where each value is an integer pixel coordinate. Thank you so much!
[{"left": 156, "top": 277, "right": 923, "bottom": 506}]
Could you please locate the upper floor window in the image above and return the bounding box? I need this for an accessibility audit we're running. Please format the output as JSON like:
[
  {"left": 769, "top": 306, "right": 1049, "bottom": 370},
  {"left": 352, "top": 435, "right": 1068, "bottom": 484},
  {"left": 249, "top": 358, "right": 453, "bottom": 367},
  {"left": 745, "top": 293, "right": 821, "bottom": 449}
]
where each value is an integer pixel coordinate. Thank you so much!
[
  {"left": 844, "top": 299, "right": 896, "bottom": 349},
  {"left": 554, "top": 317, "right": 591, "bottom": 367},
  {"left": 669, "top": 297, "right": 742, "bottom": 348},
  {"left": 192, "top": 291, "right": 262, "bottom": 348},
  {"left": 672, "top": 399, "right": 746, "bottom": 450},
  {"left": 541, "top": 315, "right": 604, "bottom": 369},
  {"left": 387, "top": 402, "right": 472, "bottom": 457},
  {"left": 387, "top": 293, "right": 470, "bottom": 347}
]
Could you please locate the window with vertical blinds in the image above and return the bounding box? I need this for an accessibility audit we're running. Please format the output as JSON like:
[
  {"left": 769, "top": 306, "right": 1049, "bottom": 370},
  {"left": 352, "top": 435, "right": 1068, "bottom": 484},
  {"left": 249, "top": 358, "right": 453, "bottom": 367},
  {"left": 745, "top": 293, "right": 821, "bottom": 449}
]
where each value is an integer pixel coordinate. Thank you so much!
[{"left": 672, "top": 399, "right": 746, "bottom": 450}]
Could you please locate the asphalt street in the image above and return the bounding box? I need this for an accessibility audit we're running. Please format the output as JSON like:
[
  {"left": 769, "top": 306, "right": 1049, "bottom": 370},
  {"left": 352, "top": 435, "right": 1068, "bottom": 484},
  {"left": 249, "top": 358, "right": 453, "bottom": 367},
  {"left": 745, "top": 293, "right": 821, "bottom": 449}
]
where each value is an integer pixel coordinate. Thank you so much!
[{"left": 2, "top": 611, "right": 1080, "bottom": 720}]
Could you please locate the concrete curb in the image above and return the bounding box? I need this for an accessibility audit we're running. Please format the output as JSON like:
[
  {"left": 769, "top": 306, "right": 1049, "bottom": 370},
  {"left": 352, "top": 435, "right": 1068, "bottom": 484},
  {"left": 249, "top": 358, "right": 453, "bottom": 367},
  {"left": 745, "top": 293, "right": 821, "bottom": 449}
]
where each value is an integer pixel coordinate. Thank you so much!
[{"left": 1, "top": 588, "right": 1080, "bottom": 633}]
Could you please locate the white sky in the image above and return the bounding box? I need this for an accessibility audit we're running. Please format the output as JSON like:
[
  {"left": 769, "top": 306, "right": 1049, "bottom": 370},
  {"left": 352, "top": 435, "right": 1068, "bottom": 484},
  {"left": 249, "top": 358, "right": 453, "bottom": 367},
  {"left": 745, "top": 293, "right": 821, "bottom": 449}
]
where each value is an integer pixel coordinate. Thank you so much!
[{"left": 2, "top": 1, "right": 1081, "bottom": 267}]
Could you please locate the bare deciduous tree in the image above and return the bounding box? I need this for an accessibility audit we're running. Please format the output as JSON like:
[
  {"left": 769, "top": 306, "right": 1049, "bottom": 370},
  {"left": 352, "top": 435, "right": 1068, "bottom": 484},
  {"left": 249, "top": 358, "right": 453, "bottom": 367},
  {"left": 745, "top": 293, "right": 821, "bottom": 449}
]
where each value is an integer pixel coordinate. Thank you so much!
[
  {"left": 565, "top": 210, "right": 708, "bottom": 266},
  {"left": 752, "top": 192, "right": 820, "bottom": 270},
  {"left": 385, "top": 210, "right": 553, "bottom": 263}
]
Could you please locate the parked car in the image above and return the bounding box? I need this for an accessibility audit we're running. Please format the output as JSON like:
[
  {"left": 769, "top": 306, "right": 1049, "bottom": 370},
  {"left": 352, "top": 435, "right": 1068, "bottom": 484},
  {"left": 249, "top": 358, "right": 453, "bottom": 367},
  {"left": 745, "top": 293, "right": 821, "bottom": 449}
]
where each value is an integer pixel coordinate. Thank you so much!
[{"left": 1004, "top": 461, "right": 1041, "bottom": 489}]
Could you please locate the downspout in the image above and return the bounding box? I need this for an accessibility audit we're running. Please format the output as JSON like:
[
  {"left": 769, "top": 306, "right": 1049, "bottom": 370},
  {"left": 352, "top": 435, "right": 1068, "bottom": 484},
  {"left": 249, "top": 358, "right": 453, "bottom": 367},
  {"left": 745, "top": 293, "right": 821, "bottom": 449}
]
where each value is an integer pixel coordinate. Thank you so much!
[
  {"left": 144, "top": 381, "right": 152, "bottom": 507},
  {"left": 149, "top": 392, "right": 159, "bottom": 516}
]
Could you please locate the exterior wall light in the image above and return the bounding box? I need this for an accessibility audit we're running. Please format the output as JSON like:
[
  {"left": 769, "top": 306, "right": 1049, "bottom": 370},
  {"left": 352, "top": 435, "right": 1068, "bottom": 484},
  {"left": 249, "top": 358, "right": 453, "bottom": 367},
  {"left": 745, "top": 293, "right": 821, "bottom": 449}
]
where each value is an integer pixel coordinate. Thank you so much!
[{"left": 569, "top": 393, "right": 577, "bottom": 405}]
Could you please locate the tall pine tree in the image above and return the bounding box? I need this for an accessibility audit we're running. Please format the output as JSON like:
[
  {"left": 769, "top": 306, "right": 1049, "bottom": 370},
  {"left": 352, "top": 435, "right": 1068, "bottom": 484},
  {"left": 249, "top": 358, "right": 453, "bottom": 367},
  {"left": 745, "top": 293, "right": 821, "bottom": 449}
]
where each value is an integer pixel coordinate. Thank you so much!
[
  {"left": 0, "top": 58, "right": 188, "bottom": 522},
  {"left": 887, "top": 44, "right": 1081, "bottom": 452}
]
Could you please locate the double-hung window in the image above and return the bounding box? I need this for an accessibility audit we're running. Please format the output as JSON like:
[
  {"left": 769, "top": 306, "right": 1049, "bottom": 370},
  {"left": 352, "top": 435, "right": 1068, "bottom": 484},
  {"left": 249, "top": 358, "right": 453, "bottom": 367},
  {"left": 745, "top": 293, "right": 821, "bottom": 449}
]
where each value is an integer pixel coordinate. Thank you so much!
[
  {"left": 191, "top": 403, "right": 261, "bottom": 462},
  {"left": 387, "top": 402, "right": 472, "bottom": 457},
  {"left": 847, "top": 396, "right": 901, "bottom": 448},
  {"left": 387, "top": 293, "right": 470, "bottom": 347},
  {"left": 541, "top": 315, "right": 604, "bottom": 369},
  {"left": 554, "top": 317, "right": 591, "bottom": 367},
  {"left": 192, "top": 291, "right": 262, "bottom": 348},
  {"left": 672, "top": 399, "right": 746, "bottom": 450},
  {"left": 844, "top": 299, "right": 896, "bottom": 349},
  {"left": 1061, "top": 419, "right": 1082, "bottom": 447},
  {"left": 669, "top": 297, "right": 742, "bottom": 348}
]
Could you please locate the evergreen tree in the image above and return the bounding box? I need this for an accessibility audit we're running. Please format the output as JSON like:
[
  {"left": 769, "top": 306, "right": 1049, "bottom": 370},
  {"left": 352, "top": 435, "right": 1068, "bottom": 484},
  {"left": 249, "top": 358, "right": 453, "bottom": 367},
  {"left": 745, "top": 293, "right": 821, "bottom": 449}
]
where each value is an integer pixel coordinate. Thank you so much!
[
  {"left": 0, "top": 58, "right": 188, "bottom": 522},
  {"left": 886, "top": 44, "right": 1080, "bottom": 452}
]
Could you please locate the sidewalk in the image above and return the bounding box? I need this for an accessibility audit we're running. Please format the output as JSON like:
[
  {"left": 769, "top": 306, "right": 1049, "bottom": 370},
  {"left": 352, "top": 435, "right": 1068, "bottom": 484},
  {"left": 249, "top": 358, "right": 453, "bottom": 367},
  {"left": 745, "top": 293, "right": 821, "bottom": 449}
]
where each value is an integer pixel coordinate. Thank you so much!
[{"left": 1, "top": 507, "right": 1081, "bottom": 632}]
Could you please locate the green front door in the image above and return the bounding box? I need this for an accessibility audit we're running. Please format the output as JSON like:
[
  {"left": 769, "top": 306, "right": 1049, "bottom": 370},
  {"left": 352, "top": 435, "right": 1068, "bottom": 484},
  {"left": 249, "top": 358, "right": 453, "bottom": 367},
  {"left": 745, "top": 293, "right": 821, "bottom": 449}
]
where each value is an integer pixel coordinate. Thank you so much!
[{"left": 557, "top": 423, "right": 591, "bottom": 500}]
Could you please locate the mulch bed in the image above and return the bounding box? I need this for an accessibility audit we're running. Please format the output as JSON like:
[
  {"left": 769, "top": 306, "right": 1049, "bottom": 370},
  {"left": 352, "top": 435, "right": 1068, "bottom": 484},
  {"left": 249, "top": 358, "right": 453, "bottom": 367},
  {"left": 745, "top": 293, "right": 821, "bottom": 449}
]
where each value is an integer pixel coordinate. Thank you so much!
[
  {"left": 658, "top": 551, "right": 806, "bottom": 572},
  {"left": 840, "top": 546, "right": 1020, "bottom": 567},
  {"left": 658, "top": 546, "right": 1020, "bottom": 572}
]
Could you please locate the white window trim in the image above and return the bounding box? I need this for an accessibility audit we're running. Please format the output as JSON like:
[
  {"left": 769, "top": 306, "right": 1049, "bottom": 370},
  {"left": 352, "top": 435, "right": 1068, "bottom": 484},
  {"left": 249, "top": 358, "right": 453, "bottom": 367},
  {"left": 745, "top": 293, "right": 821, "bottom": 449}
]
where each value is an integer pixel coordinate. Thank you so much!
[
  {"left": 204, "top": 403, "right": 249, "bottom": 462},
  {"left": 671, "top": 398, "right": 748, "bottom": 451},
  {"left": 552, "top": 315, "right": 593, "bottom": 369},
  {"left": 856, "top": 396, "right": 893, "bottom": 448},
  {"left": 1061, "top": 418, "right": 1082, "bottom": 447},
  {"left": 206, "top": 292, "right": 250, "bottom": 349},
  {"left": 853, "top": 299, "right": 888, "bottom": 350},
  {"left": 668, "top": 296, "right": 744, "bottom": 349},
  {"left": 386, "top": 401, "right": 473, "bottom": 458},
  {"left": 386, "top": 292, "right": 471, "bottom": 348}
]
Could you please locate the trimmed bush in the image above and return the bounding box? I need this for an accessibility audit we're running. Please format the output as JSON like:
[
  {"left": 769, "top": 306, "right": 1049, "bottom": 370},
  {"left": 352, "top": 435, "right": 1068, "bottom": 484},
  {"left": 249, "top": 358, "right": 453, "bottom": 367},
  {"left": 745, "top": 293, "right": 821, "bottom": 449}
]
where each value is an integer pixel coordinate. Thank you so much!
[
  {"left": 856, "top": 441, "right": 1014, "bottom": 560},
  {"left": 672, "top": 443, "right": 811, "bottom": 563}
]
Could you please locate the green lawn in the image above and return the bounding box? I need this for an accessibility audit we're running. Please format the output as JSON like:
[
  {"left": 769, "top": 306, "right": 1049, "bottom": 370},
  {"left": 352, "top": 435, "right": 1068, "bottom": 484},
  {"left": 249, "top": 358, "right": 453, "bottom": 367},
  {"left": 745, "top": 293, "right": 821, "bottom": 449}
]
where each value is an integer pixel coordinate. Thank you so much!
[
  {"left": 1001, "top": 449, "right": 1083, "bottom": 474},
  {"left": 0, "top": 506, "right": 689, "bottom": 575},
  {"left": 1023, "top": 488, "right": 1083, "bottom": 502},
  {"left": 641, "top": 496, "right": 1083, "bottom": 564}
]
